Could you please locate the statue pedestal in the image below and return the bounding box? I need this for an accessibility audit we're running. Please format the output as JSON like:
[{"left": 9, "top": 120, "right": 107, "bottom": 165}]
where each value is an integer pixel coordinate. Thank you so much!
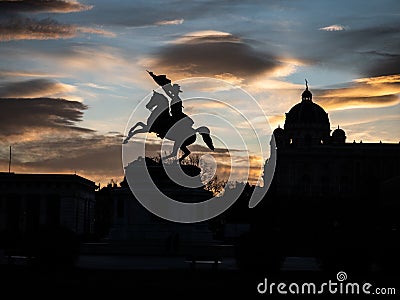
[{"left": 107, "top": 158, "right": 215, "bottom": 247}]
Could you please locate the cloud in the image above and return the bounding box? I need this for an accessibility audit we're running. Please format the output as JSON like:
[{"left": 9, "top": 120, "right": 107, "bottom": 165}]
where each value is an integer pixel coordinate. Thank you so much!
[
  {"left": 0, "top": 16, "right": 115, "bottom": 41},
  {"left": 314, "top": 75, "right": 400, "bottom": 110},
  {"left": 299, "top": 24, "right": 400, "bottom": 77},
  {"left": 155, "top": 18, "right": 184, "bottom": 26},
  {"left": 0, "top": 97, "right": 92, "bottom": 138},
  {"left": 77, "top": 26, "right": 116, "bottom": 37},
  {"left": 0, "top": 16, "right": 76, "bottom": 40},
  {"left": 0, "top": 78, "right": 75, "bottom": 98},
  {"left": 318, "top": 94, "right": 399, "bottom": 111},
  {"left": 151, "top": 31, "right": 282, "bottom": 80},
  {"left": 360, "top": 51, "right": 400, "bottom": 77},
  {"left": 0, "top": 134, "right": 124, "bottom": 185},
  {"left": 267, "top": 115, "right": 285, "bottom": 128},
  {"left": 0, "top": 69, "right": 63, "bottom": 79},
  {"left": 171, "top": 30, "right": 241, "bottom": 44},
  {"left": 0, "top": 0, "right": 92, "bottom": 13},
  {"left": 319, "top": 24, "right": 347, "bottom": 31},
  {"left": 354, "top": 74, "right": 400, "bottom": 85}
]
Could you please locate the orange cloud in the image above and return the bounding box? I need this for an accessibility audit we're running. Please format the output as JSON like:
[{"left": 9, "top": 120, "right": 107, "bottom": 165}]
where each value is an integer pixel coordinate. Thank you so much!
[
  {"left": 316, "top": 74, "right": 400, "bottom": 110},
  {"left": 77, "top": 27, "right": 116, "bottom": 37},
  {"left": 354, "top": 74, "right": 400, "bottom": 84}
]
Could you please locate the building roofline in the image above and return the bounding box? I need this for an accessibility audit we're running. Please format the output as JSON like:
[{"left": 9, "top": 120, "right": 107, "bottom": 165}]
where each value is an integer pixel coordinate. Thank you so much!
[{"left": 0, "top": 172, "right": 95, "bottom": 186}]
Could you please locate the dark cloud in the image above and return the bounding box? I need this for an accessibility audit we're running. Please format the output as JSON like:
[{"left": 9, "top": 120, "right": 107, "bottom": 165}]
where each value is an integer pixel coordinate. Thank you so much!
[
  {"left": 154, "top": 34, "right": 281, "bottom": 78},
  {"left": 0, "top": 16, "right": 112, "bottom": 41},
  {"left": 294, "top": 24, "right": 400, "bottom": 77},
  {"left": 0, "top": 16, "right": 76, "bottom": 41},
  {"left": 0, "top": 0, "right": 92, "bottom": 13},
  {"left": 360, "top": 51, "right": 400, "bottom": 77},
  {"left": 0, "top": 78, "right": 72, "bottom": 97},
  {"left": 0, "top": 97, "right": 92, "bottom": 136},
  {"left": 332, "top": 26, "right": 400, "bottom": 77}
]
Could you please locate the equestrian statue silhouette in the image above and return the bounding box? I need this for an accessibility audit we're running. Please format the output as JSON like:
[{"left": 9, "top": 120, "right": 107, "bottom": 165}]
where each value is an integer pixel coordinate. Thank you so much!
[{"left": 123, "top": 71, "right": 214, "bottom": 162}]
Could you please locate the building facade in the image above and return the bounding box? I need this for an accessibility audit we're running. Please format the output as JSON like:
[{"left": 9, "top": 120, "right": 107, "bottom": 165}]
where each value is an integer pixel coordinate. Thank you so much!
[
  {"left": 266, "top": 84, "right": 400, "bottom": 204},
  {"left": 259, "top": 84, "right": 400, "bottom": 258},
  {"left": 0, "top": 173, "right": 96, "bottom": 236}
]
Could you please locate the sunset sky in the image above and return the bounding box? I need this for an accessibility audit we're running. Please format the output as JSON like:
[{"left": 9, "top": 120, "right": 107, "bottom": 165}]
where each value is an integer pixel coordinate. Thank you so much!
[{"left": 0, "top": 0, "right": 399, "bottom": 185}]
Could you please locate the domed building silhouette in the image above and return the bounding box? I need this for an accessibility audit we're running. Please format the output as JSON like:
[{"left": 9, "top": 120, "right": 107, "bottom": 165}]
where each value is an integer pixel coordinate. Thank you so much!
[
  {"left": 267, "top": 82, "right": 399, "bottom": 200},
  {"left": 258, "top": 81, "right": 400, "bottom": 271},
  {"left": 283, "top": 80, "right": 331, "bottom": 147}
]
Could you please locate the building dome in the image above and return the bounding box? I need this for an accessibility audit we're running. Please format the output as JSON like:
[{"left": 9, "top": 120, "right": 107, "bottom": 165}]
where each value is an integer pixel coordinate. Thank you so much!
[
  {"left": 273, "top": 126, "right": 285, "bottom": 138},
  {"left": 332, "top": 127, "right": 345, "bottom": 138},
  {"left": 332, "top": 126, "right": 346, "bottom": 144},
  {"left": 286, "top": 80, "right": 329, "bottom": 126},
  {"left": 285, "top": 101, "right": 329, "bottom": 125},
  {"left": 283, "top": 80, "right": 331, "bottom": 146}
]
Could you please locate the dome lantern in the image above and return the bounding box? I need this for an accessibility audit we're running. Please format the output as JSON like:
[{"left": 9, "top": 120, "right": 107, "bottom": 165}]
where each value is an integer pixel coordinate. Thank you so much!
[{"left": 302, "top": 79, "right": 312, "bottom": 101}]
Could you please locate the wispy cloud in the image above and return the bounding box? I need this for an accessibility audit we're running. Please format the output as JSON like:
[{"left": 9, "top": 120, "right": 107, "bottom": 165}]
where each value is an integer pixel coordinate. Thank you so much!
[
  {"left": 319, "top": 24, "right": 348, "bottom": 31},
  {"left": 0, "top": 69, "right": 63, "bottom": 79},
  {"left": 77, "top": 26, "right": 116, "bottom": 37},
  {"left": 171, "top": 30, "right": 240, "bottom": 44},
  {"left": 354, "top": 74, "right": 400, "bottom": 85},
  {"left": 155, "top": 18, "right": 184, "bottom": 26},
  {"left": 315, "top": 75, "right": 400, "bottom": 110}
]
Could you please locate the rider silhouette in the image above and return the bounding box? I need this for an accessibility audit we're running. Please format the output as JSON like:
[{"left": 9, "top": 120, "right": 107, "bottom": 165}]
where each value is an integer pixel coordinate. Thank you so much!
[
  {"left": 163, "top": 84, "right": 184, "bottom": 119},
  {"left": 147, "top": 71, "right": 194, "bottom": 128},
  {"left": 123, "top": 71, "right": 214, "bottom": 161}
]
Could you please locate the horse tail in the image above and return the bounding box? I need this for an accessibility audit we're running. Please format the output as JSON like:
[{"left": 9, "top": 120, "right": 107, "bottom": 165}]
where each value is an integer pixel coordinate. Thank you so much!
[{"left": 196, "top": 126, "right": 214, "bottom": 151}]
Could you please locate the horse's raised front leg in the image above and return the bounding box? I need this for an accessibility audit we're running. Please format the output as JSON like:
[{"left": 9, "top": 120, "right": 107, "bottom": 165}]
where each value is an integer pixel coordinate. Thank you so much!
[{"left": 123, "top": 122, "right": 147, "bottom": 144}]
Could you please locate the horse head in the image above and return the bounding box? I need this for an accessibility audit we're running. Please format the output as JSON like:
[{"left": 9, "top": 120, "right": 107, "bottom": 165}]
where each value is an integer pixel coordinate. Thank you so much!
[{"left": 146, "top": 90, "right": 168, "bottom": 111}]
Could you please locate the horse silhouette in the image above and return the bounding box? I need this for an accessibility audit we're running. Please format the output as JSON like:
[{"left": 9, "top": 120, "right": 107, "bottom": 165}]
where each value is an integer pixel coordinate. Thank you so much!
[{"left": 123, "top": 91, "right": 214, "bottom": 162}]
